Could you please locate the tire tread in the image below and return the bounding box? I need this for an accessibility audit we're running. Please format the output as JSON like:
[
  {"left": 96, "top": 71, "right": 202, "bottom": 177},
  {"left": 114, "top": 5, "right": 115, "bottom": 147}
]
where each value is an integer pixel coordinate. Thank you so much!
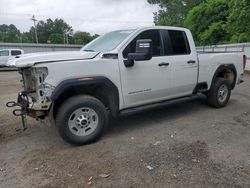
[
  {"left": 56, "top": 95, "right": 107, "bottom": 145},
  {"left": 206, "top": 78, "right": 231, "bottom": 108}
]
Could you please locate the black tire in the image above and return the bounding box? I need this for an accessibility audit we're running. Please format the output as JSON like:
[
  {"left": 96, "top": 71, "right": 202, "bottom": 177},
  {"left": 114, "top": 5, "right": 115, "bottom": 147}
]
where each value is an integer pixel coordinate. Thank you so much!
[
  {"left": 206, "top": 78, "right": 231, "bottom": 108},
  {"left": 56, "top": 95, "right": 108, "bottom": 145}
]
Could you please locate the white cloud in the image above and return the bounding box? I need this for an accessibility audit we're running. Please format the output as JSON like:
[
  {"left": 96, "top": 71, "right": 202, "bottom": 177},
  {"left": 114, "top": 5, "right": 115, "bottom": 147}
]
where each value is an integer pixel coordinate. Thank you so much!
[{"left": 0, "top": 0, "right": 159, "bottom": 34}]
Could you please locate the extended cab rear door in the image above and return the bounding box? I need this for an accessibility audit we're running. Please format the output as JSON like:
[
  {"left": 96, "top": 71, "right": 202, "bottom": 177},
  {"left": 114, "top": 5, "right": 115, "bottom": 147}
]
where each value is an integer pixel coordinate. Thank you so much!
[
  {"left": 10, "top": 50, "right": 22, "bottom": 56},
  {"left": 161, "top": 29, "right": 198, "bottom": 97}
]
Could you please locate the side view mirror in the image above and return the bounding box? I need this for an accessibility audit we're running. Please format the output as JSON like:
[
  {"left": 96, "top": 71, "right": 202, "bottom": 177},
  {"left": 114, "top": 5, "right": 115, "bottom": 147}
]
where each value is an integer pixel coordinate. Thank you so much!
[{"left": 124, "top": 39, "right": 153, "bottom": 67}]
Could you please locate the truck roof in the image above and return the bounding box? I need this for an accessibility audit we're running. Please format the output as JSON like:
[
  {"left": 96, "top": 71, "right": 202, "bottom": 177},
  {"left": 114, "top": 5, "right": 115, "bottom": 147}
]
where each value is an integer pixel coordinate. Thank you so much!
[
  {"left": 135, "top": 26, "right": 189, "bottom": 32},
  {"left": 108, "top": 26, "right": 190, "bottom": 35}
]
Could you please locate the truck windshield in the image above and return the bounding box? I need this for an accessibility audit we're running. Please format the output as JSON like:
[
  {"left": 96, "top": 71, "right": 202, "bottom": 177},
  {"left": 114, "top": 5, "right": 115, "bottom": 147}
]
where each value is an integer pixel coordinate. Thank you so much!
[
  {"left": 81, "top": 30, "right": 134, "bottom": 52},
  {"left": 0, "top": 50, "right": 9, "bottom": 56}
]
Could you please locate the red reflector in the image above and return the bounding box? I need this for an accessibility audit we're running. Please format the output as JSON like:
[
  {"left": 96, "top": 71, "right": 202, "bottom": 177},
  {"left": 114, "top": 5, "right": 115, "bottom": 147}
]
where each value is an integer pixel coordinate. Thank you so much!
[
  {"left": 243, "top": 55, "right": 247, "bottom": 69},
  {"left": 77, "top": 77, "right": 94, "bottom": 81}
]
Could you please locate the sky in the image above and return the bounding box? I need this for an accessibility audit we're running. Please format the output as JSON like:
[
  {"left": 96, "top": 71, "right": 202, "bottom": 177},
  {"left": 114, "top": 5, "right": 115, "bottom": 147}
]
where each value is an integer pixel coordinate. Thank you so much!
[{"left": 0, "top": 0, "right": 159, "bottom": 34}]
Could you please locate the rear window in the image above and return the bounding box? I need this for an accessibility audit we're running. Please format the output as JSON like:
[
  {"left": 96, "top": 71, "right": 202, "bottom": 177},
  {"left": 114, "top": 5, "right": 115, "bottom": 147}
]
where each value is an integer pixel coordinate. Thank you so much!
[
  {"left": 0, "top": 50, "right": 9, "bottom": 56},
  {"left": 168, "top": 30, "right": 191, "bottom": 55},
  {"left": 11, "top": 50, "right": 22, "bottom": 56}
]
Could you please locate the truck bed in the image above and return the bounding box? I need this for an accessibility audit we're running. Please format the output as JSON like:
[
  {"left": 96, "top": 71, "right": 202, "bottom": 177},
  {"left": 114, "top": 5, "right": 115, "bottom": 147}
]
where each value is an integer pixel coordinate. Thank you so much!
[{"left": 197, "top": 52, "right": 244, "bottom": 89}]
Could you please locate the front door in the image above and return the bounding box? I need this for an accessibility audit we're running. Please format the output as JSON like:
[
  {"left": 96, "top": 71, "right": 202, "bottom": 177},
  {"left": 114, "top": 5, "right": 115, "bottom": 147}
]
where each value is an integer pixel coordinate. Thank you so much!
[{"left": 119, "top": 29, "right": 171, "bottom": 108}]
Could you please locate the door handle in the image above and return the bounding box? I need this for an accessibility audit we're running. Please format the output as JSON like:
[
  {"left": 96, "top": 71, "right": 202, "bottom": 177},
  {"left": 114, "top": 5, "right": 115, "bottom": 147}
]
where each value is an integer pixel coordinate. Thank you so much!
[
  {"left": 187, "top": 60, "right": 196, "bottom": 64},
  {"left": 158, "top": 62, "right": 169, "bottom": 67}
]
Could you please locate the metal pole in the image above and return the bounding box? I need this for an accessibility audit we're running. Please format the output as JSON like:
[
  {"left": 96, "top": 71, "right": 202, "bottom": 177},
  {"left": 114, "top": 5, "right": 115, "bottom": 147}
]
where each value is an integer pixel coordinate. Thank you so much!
[
  {"left": 31, "top": 15, "right": 38, "bottom": 44},
  {"left": 66, "top": 33, "right": 69, "bottom": 44}
]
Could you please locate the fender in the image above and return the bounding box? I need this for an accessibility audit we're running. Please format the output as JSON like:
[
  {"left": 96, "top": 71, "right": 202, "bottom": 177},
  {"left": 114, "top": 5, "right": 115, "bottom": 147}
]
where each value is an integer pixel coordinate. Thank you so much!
[
  {"left": 50, "top": 76, "right": 120, "bottom": 116},
  {"left": 211, "top": 64, "right": 237, "bottom": 90}
]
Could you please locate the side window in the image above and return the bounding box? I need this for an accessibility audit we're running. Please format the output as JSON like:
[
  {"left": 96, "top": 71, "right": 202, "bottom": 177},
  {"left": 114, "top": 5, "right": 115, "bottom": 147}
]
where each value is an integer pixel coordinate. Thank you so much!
[
  {"left": 167, "top": 30, "right": 191, "bottom": 55},
  {"left": 123, "top": 30, "right": 162, "bottom": 58},
  {"left": 11, "top": 50, "right": 22, "bottom": 56},
  {"left": 0, "top": 50, "right": 9, "bottom": 56}
]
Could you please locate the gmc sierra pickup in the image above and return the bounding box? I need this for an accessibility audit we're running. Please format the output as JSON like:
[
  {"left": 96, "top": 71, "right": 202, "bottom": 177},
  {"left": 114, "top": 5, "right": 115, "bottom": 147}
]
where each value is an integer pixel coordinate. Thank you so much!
[{"left": 6, "top": 26, "right": 246, "bottom": 145}]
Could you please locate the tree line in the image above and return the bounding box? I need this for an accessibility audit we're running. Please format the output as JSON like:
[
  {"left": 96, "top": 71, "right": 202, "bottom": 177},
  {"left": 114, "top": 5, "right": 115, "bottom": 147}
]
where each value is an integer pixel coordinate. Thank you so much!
[
  {"left": 0, "top": 18, "right": 98, "bottom": 45},
  {"left": 149, "top": 0, "right": 250, "bottom": 45}
]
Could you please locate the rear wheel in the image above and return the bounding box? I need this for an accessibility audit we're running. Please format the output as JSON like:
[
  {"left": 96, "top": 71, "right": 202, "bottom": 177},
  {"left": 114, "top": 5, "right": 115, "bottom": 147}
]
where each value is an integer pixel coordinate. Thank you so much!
[
  {"left": 206, "top": 78, "right": 231, "bottom": 108},
  {"left": 56, "top": 95, "right": 108, "bottom": 145}
]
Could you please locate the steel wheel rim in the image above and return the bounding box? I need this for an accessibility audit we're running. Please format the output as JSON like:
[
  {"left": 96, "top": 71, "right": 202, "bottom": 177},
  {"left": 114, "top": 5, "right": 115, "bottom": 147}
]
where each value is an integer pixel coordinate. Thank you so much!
[
  {"left": 217, "top": 84, "right": 228, "bottom": 103},
  {"left": 68, "top": 107, "right": 99, "bottom": 136}
]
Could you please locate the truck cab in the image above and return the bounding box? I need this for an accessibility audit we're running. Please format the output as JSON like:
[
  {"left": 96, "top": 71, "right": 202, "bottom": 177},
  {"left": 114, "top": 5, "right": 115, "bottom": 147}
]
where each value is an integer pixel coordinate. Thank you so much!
[
  {"left": 0, "top": 49, "right": 24, "bottom": 67},
  {"left": 116, "top": 27, "right": 198, "bottom": 108}
]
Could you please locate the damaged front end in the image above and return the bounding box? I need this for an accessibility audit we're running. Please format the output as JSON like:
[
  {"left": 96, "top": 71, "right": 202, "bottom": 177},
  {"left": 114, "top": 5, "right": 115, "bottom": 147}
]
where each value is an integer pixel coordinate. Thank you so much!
[{"left": 6, "top": 67, "right": 54, "bottom": 130}]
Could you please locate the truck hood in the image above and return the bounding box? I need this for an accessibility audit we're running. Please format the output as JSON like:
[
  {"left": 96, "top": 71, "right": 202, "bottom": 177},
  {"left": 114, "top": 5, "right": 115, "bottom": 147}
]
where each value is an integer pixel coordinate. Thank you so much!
[{"left": 6, "top": 51, "right": 99, "bottom": 67}]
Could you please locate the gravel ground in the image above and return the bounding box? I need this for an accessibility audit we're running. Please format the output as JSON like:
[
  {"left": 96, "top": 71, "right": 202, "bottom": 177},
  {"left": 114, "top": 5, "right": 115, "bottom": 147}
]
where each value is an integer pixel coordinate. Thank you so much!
[{"left": 0, "top": 71, "right": 250, "bottom": 188}]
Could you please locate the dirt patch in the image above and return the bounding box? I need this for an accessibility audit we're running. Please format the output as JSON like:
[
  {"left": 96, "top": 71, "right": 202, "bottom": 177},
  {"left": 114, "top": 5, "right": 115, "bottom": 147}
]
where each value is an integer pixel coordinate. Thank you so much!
[
  {"left": 234, "top": 111, "right": 250, "bottom": 127},
  {"left": 0, "top": 113, "right": 35, "bottom": 143},
  {"left": 21, "top": 141, "right": 250, "bottom": 188}
]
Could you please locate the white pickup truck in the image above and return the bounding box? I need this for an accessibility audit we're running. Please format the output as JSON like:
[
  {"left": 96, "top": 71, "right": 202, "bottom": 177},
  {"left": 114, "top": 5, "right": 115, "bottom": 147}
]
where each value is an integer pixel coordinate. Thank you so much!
[
  {"left": 6, "top": 26, "right": 246, "bottom": 145},
  {"left": 0, "top": 49, "right": 24, "bottom": 67}
]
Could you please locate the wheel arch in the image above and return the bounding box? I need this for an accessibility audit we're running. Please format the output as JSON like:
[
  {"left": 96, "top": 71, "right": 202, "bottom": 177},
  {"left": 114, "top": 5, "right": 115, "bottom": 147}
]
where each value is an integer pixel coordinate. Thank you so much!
[
  {"left": 211, "top": 64, "right": 237, "bottom": 90},
  {"left": 50, "top": 76, "right": 120, "bottom": 119}
]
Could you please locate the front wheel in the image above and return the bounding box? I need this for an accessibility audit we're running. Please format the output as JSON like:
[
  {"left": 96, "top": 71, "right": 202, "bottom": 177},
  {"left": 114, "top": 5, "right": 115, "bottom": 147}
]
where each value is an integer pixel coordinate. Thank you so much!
[
  {"left": 206, "top": 78, "right": 231, "bottom": 108},
  {"left": 56, "top": 95, "right": 108, "bottom": 145}
]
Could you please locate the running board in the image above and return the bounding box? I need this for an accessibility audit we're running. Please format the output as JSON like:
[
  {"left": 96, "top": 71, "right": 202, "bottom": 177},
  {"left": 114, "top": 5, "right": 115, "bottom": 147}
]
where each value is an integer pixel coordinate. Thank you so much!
[{"left": 120, "top": 95, "right": 197, "bottom": 116}]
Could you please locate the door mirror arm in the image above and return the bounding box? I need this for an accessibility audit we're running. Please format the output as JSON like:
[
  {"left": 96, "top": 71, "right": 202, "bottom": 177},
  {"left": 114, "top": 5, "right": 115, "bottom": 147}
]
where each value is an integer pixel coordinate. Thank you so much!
[{"left": 124, "top": 59, "right": 134, "bottom": 67}]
